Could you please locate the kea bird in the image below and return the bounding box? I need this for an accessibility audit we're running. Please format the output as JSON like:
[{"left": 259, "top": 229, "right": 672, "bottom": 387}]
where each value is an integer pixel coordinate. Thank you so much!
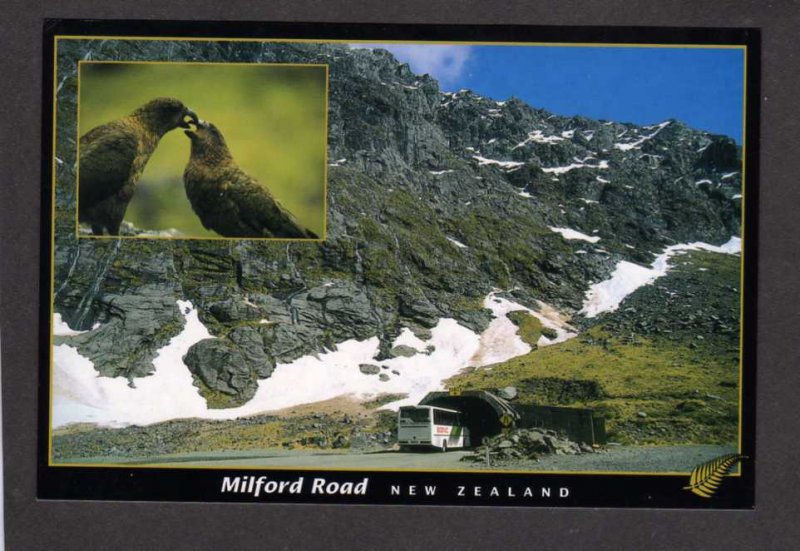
[
  {"left": 183, "top": 120, "right": 319, "bottom": 239},
  {"left": 79, "top": 97, "right": 199, "bottom": 235}
]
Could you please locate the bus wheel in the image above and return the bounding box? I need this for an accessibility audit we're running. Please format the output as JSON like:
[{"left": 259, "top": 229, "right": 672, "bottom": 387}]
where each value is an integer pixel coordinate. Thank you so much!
[{"left": 399, "top": 445, "right": 410, "bottom": 453}]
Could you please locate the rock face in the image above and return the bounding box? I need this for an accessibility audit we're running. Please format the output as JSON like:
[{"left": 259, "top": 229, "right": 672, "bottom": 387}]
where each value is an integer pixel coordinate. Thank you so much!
[{"left": 52, "top": 40, "right": 742, "bottom": 407}]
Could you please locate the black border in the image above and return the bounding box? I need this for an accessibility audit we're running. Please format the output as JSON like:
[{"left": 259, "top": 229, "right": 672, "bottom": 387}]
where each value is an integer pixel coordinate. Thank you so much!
[{"left": 38, "top": 19, "right": 760, "bottom": 509}]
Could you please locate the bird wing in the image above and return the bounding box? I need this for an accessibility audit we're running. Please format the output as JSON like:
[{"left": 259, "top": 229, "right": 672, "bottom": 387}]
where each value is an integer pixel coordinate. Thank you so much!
[
  {"left": 225, "top": 168, "right": 315, "bottom": 238},
  {"left": 79, "top": 123, "right": 140, "bottom": 206}
]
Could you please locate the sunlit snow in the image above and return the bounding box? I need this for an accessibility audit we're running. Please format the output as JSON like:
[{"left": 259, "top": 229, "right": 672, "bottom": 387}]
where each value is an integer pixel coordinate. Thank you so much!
[
  {"left": 446, "top": 236, "right": 468, "bottom": 249},
  {"left": 53, "top": 314, "right": 100, "bottom": 336},
  {"left": 512, "top": 130, "right": 564, "bottom": 149},
  {"left": 579, "top": 236, "right": 741, "bottom": 318},
  {"left": 53, "top": 291, "right": 576, "bottom": 427},
  {"left": 542, "top": 159, "right": 609, "bottom": 174},
  {"left": 549, "top": 227, "right": 601, "bottom": 243},
  {"left": 613, "top": 121, "right": 670, "bottom": 151},
  {"left": 472, "top": 155, "right": 524, "bottom": 169}
]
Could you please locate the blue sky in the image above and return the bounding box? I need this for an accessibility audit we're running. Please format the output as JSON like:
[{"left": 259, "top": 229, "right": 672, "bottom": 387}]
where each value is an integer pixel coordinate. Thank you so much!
[{"left": 354, "top": 44, "right": 745, "bottom": 142}]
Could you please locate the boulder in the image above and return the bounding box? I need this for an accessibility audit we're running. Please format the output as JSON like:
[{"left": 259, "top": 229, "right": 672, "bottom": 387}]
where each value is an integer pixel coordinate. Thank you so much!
[
  {"left": 497, "top": 386, "right": 518, "bottom": 400},
  {"left": 359, "top": 364, "right": 381, "bottom": 375},
  {"left": 389, "top": 345, "right": 418, "bottom": 358}
]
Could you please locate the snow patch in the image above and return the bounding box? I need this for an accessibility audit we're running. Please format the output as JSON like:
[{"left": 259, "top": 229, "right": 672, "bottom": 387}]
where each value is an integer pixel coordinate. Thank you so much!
[
  {"left": 468, "top": 294, "right": 531, "bottom": 367},
  {"left": 512, "top": 130, "right": 564, "bottom": 149},
  {"left": 468, "top": 293, "right": 575, "bottom": 367},
  {"left": 53, "top": 313, "right": 99, "bottom": 336},
  {"left": 446, "top": 236, "right": 468, "bottom": 249},
  {"left": 579, "top": 236, "right": 741, "bottom": 318},
  {"left": 613, "top": 121, "right": 670, "bottom": 151},
  {"left": 55, "top": 292, "right": 576, "bottom": 426},
  {"left": 472, "top": 155, "right": 524, "bottom": 169},
  {"left": 549, "top": 227, "right": 601, "bottom": 243},
  {"left": 392, "top": 328, "right": 427, "bottom": 351},
  {"left": 541, "top": 159, "right": 609, "bottom": 174},
  {"left": 52, "top": 300, "right": 213, "bottom": 427}
]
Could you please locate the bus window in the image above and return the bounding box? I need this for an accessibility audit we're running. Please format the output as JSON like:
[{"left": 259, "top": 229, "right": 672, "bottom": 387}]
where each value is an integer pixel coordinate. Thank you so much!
[
  {"left": 399, "top": 408, "right": 430, "bottom": 423},
  {"left": 434, "top": 409, "right": 456, "bottom": 426}
]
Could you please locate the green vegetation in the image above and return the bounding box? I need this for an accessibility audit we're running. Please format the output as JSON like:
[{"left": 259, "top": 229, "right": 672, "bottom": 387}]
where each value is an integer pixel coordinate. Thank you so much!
[
  {"left": 192, "top": 377, "right": 246, "bottom": 410},
  {"left": 449, "top": 250, "right": 741, "bottom": 446},
  {"left": 449, "top": 328, "right": 738, "bottom": 445},
  {"left": 507, "top": 310, "right": 544, "bottom": 346},
  {"left": 52, "top": 408, "right": 397, "bottom": 459},
  {"left": 361, "top": 393, "right": 408, "bottom": 410},
  {"left": 79, "top": 62, "right": 327, "bottom": 237}
]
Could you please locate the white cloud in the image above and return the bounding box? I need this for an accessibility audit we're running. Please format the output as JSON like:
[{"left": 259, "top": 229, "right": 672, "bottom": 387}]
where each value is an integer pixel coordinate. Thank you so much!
[{"left": 350, "top": 44, "right": 472, "bottom": 87}]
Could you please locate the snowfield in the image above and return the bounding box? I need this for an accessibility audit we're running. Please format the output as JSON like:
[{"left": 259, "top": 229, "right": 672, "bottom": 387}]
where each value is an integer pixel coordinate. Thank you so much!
[
  {"left": 52, "top": 293, "right": 574, "bottom": 428},
  {"left": 579, "top": 236, "right": 741, "bottom": 318}
]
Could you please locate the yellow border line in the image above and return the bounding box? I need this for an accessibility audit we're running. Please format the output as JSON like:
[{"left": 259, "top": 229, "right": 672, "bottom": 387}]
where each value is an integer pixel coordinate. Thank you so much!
[
  {"left": 75, "top": 60, "right": 81, "bottom": 237},
  {"left": 48, "top": 35, "right": 750, "bottom": 478},
  {"left": 56, "top": 35, "right": 748, "bottom": 49},
  {"left": 736, "top": 45, "right": 748, "bottom": 465},
  {"left": 51, "top": 458, "right": 692, "bottom": 476},
  {"left": 47, "top": 38, "right": 59, "bottom": 463},
  {"left": 75, "top": 58, "right": 329, "bottom": 241}
]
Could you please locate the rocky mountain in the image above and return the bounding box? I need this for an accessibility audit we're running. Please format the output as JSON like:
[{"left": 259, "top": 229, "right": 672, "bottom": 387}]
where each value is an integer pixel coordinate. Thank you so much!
[{"left": 52, "top": 40, "right": 742, "bottom": 409}]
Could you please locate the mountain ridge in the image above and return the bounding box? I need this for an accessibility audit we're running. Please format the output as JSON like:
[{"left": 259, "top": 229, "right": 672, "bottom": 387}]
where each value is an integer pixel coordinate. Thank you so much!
[{"left": 52, "top": 39, "right": 742, "bottom": 410}]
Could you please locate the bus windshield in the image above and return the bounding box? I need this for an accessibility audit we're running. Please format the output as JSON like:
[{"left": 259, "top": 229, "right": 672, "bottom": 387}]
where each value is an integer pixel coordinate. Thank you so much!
[{"left": 399, "top": 407, "right": 430, "bottom": 423}]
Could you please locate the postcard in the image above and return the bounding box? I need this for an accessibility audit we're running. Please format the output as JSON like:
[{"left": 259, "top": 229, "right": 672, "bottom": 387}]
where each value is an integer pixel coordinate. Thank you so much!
[{"left": 39, "top": 20, "right": 758, "bottom": 507}]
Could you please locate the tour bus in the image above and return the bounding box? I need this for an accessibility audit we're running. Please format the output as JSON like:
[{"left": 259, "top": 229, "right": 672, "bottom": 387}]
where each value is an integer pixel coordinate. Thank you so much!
[{"left": 397, "top": 405, "right": 470, "bottom": 452}]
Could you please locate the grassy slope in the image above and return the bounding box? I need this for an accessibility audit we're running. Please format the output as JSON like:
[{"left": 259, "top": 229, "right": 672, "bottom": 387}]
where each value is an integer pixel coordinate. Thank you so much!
[{"left": 448, "top": 249, "right": 741, "bottom": 445}]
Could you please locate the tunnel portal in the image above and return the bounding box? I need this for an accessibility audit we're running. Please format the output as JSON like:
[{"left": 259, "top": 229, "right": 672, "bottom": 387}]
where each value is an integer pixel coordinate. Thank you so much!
[{"left": 418, "top": 391, "right": 519, "bottom": 446}]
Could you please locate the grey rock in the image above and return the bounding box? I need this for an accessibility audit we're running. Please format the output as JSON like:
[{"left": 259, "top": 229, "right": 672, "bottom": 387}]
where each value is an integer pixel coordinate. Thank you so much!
[
  {"left": 183, "top": 338, "right": 259, "bottom": 406},
  {"left": 497, "top": 386, "right": 518, "bottom": 400},
  {"left": 359, "top": 363, "right": 381, "bottom": 375},
  {"left": 389, "top": 345, "right": 418, "bottom": 358}
]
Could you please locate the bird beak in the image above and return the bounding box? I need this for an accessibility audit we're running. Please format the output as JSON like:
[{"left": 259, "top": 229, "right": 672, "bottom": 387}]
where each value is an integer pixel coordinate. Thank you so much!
[
  {"left": 184, "top": 118, "right": 208, "bottom": 139},
  {"left": 180, "top": 109, "right": 199, "bottom": 129}
]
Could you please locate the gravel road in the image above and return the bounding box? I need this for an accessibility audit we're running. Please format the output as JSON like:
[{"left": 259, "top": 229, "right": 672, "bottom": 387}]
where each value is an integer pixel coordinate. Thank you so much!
[{"left": 59, "top": 444, "right": 736, "bottom": 473}]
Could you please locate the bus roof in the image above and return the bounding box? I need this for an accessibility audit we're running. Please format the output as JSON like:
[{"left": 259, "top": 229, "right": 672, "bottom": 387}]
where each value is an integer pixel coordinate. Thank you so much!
[{"left": 399, "top": 405, "right": 460, "bottom": 414}]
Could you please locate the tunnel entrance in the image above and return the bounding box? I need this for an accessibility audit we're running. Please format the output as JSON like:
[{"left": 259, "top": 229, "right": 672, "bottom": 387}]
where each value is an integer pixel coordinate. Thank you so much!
[{"left": 418, "top": 391, "right": 519, "bottom": 447}]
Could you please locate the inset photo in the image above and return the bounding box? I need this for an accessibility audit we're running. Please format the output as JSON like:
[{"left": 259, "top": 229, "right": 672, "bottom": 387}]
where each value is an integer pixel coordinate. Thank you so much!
[{"left": 77, "top": 61, "right": 328, "bottom": 239}]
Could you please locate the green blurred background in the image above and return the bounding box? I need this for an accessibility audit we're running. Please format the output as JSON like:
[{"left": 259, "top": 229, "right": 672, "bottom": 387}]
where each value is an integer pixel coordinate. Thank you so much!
[{"left": 79, "top": 62, "right": 328, "bottom": 238}]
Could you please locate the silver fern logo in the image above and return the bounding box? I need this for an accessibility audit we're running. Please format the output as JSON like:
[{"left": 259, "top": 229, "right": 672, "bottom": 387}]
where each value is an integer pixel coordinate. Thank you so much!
[{"left": 684, "top": 454, "right": 746, "bottom": 498}]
